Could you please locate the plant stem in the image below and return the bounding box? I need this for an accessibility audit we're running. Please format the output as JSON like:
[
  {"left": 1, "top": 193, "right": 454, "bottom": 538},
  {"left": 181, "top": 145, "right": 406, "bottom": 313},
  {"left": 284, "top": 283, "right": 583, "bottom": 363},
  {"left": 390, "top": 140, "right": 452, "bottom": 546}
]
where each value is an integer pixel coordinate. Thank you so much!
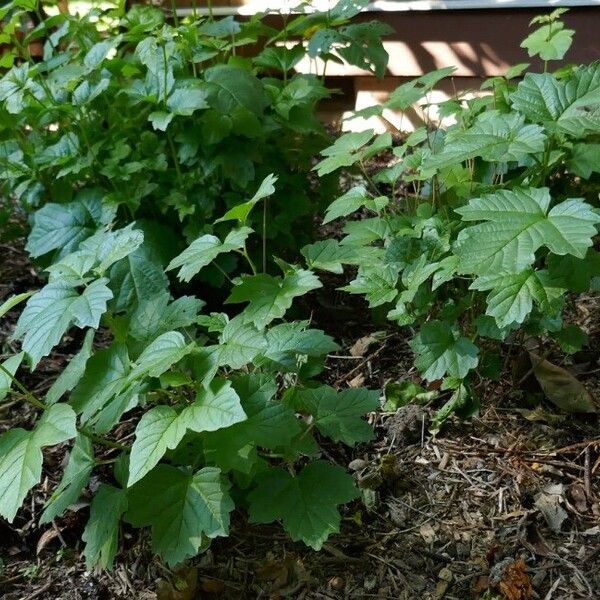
[
  {"left": 0, "top": 363, "right": 46, "bottom": 410},
  {"left": 262, "top": 197, "right": 268, "bottom": 273},
  {"left": 167, "top": 131, "right": 183, "bottom": 186},
  {"left": 170, "top": 0, "right": 180, "bottom": 28}
]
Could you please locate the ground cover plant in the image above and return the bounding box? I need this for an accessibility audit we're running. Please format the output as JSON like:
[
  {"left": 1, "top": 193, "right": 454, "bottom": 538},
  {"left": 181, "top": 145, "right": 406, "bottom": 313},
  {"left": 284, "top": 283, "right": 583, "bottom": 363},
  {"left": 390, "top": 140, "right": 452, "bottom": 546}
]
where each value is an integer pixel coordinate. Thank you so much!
[
  {"left": 308, "top": 8, "right": 600, "bottom": 426},
  {"left": 0, "top": 0, "right": 388, "bottom": 569}
]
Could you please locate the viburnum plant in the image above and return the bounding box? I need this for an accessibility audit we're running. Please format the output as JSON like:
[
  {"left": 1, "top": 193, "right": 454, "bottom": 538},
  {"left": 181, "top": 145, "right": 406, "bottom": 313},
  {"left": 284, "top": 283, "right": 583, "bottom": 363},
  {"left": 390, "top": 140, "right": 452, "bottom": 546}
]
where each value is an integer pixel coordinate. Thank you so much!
[
  {"left": 0, "top": 0, "right": 389, "bottom": 260},
  {"left": 0, "top": 0, "right": 388, "bottom": 569},
  {"left": 307, "top": 9, "right": 600, "bottom": 426}
]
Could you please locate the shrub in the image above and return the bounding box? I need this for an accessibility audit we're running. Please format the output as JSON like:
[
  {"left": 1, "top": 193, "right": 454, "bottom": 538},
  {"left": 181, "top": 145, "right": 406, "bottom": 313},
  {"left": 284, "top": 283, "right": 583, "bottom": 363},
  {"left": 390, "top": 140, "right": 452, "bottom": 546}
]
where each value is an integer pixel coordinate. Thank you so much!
[
  {"left": 0, "top": 0, "right": 389, "bottom": 264},
  {"left": 0, "top": 0, "right": 388, "bottom": 568},
  {"left": 308, "top": 8, "right": 600, "bottom": 426}
]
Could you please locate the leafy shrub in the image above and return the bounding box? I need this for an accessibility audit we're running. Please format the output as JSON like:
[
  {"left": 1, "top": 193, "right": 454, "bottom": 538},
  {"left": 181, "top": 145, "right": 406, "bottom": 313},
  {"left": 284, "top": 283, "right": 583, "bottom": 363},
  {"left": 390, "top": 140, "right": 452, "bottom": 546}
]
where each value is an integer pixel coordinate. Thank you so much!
[
  {"left": 308, "top": 9, "right": 600, "bottom": 426},
  {"left": 0, "top": 0, "right": 388, "bottom": 568},
  {"left": 0, "top": 0, "right": 389, "bottom": 264}
]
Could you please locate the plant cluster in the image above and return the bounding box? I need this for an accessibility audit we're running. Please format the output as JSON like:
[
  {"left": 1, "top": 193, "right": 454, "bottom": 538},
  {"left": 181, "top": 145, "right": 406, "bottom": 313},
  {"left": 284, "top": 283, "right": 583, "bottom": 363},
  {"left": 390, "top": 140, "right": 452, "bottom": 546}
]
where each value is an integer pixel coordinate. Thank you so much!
[
  {"left": 0, "top": 0, "right": 388, "bottom": 569},
  {"left": 308, "top": 9, "right": 600, "bottom": 425},
  {"left": 0, "top": 0, "right": 389, "bottom": 263}
]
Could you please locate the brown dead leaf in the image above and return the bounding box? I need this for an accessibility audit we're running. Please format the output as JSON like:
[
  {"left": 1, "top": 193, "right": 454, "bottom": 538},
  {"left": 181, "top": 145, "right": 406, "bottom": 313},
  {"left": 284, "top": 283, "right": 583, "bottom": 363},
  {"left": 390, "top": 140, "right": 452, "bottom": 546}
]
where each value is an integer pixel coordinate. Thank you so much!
[
  {"left": 419, "top": 522, "right": 437, "bottom": 544},
  {"left": 535, "top": 484, "right": 568, "bottom": 533},
  {"left": 349, "top": 333, "right": 383, "bottom": 357},
  {"left": 36, "top": 528, "right": 59, "bottom": 555},
  {"left": 156, "top": 567, "right": 197, "bottom": 600},
  {"left": 472, "top": 575, "right": 490, "bottom": 595},
  {"left": 521, "top": 524, "right": 554, "bottom": 557},
  {"left": 496, "top": 559, "right": 532, "bottom": 600},
  {"left": 257, "top": 556, "right": 310, "bottom": 595},
  {"left": 348, "top": 373, "right": 365, "bottom": 387},
  {"left": 569, "top": 483, "right": 588, "bottom": 513},
  {"left": 529, "top": 352, "right": 597, "bottom": 413}
]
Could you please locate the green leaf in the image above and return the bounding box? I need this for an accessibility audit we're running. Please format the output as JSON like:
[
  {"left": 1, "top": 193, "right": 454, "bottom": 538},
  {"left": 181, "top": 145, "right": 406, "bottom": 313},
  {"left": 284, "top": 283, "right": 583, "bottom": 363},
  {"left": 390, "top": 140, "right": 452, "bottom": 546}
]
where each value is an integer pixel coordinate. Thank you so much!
[
  {"left": 248, "top": 461, "right": 358, "bottom": 550},
  {"left": 226, "top": 266, "right": 322, "bottom": 329},
  {"left": 322, "top": 186, "right": 388, "bottom": 224},
  {"left": 46, "top": 329, "right": 95, "bottom": 405},
  {"left": 471, "top": 270, "right": 565, "bottom": 328},
  {"left": 109, "top": 245, "right": 169, "bottom": 312},
  {"left": 521, "top": 22, "right": 574, "bottom": 61},
  {"left": 40, "top": 434, "right": 94, "bottom": 523},
  {"left": 204, "top": 65, "right": 268, "bottom": 116},
  {"left": 26, "top": 193, "right": 113, "bottom": 259},
  {"left": 384, "top": 67, "right": 455, "bottom": 110},
  {"left": 0, "top": 352, "right": 24, "bottom": 402},
  {"left": 82, "top": 484, "right": 127, "bottom": 570},
  {"left": 510, "top": 66, "right": 600, "bottom": 135},
  {"left": 167, "top": 84, "right": 209, "bottom": 116},
  {"left": 547, "top": 250, "right": 600, "bottom": 293},
  {"left": 128, "top": 406, "right": 187, "bottom": 486},
  {"left": 426, "top": 112, "right": 545, "bottom": 170},
  {"left": 129, "top": 292, "right": 203, "bottom": 344},
  {"left": 341, "top": 264, "right": 398, "bottom": 307},
  {"left": 314, "top": 130, "right": 374, "bottom": 176},
  {"left": 285, "top": 386, "right": 379, "bottom": 445},
  {"left": 301, "top": 240, "right": 360, "bottom": 274},
  {"left": 410, "top": 321, "right": 479, "bottom": 382},
  {"left": 203, "top": 374, "right": 301, "bottom": 471},
  {"left": 216, "top": 317, "right": 267, "bottom": 369},
  {"left": 216, "top": 174, "right": 277, "bottom": 224},
  {"left": 167, "top": 227, "right": 252, "bottom": 283},
  {"left": 70, "top": 344, "right": 131, "bottom": 424},
  {"left": 455, "top": 188, "right": 600, "bottom": 275},
  {"left": 84, "top": 37, "right": 121, "bottom": 71},
  {"left": 384, "top": 381, "right": 438, "bottom": 410},
  {"left": 260, "top": 321, "right": 339, "bottom": 369},
  {"left": 0, "top": 291, "right": 35, "bottom": 320},
  {"left": 0, "top": 404, "right": 77, "bottom": 521},
  {"left": 148, "top": 111, "right": 173, "bottom": 131},
  {"left": 180, "top": 378, "right": 246, "bottom": 433},
  {"left": 126, "top": 465, "right": 234, "bottom": 566},
  {"left": 130, "top": 331, "right": 191, "bottom": 380},
  {"left": 432, "top": 383, "right": 476, "bottom": 431},
  {"left": 567, "top": 143, "right": 600, "bottom": 178},
  {"left": 552, "top": 324, "right": 588, "bottom": 354},
  {"left": 45, "top": 225, "right": 145, "bottom": 280},
  {"left": 13, "top": 279, "right": 112, "bottom": 368}
]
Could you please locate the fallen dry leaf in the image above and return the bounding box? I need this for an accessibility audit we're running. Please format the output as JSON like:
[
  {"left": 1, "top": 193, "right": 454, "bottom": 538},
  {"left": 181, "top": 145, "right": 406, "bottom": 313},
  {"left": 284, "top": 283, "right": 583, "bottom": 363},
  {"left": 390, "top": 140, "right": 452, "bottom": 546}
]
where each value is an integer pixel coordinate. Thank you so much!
[
  {"left": 349, "top": 333, "right": 383, "bottom": 357},
  {"left": 535, "top": 484, "right": 568, "bottom": 533},
  {"left": 569, "top": 483, "right": 588, "bottom": 513},
  {"left": 492, "top": 559, "right": 533, "bottom": 600},
  {"left": 529, "top": 352, "right": 597, "bottom": 413},
  {"left": 156, "top": 567, "right": 197, "bottom": 600},
  {"left": 36, "top": 528, "right": 60, "bottom": 555},
  {"left": 419, "top": 522, "right": 437, "bottom": 544}
]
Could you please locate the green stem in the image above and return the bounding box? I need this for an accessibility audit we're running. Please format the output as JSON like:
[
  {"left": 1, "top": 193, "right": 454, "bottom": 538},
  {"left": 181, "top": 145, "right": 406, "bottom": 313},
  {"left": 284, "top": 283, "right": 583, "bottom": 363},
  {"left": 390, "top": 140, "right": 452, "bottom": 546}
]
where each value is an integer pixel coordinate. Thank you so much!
[
  {"left": 0, "top": 363, "right": 46, "bottom": 410},
  {"left": 262, "top": 197, "right": 268, "bottom": 273},
  {"left": 170, "top": 0, "right": 180, "bottom": 28},
  {"left": 167, "top": 131, "right": 183, "bottom": 186},
  {"left": 236, "top": 247, "right": 257, "bottom": 275}
]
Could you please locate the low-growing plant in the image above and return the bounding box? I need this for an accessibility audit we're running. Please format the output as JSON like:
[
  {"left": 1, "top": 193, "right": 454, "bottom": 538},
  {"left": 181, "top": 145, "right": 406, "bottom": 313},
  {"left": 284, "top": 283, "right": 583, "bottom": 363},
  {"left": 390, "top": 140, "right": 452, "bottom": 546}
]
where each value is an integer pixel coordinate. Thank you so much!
[
  {"left": 0, "top": 172, "right": 380, "bottom": 567},
  {"left": 0, "top": 0, "right": 390, "bottom": 569},
  {"left": 0, "top": 0, "right": 389, "bottom": 264},
  {"left": 307, "top": 9, "right": 600, "bottom": 426}
]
